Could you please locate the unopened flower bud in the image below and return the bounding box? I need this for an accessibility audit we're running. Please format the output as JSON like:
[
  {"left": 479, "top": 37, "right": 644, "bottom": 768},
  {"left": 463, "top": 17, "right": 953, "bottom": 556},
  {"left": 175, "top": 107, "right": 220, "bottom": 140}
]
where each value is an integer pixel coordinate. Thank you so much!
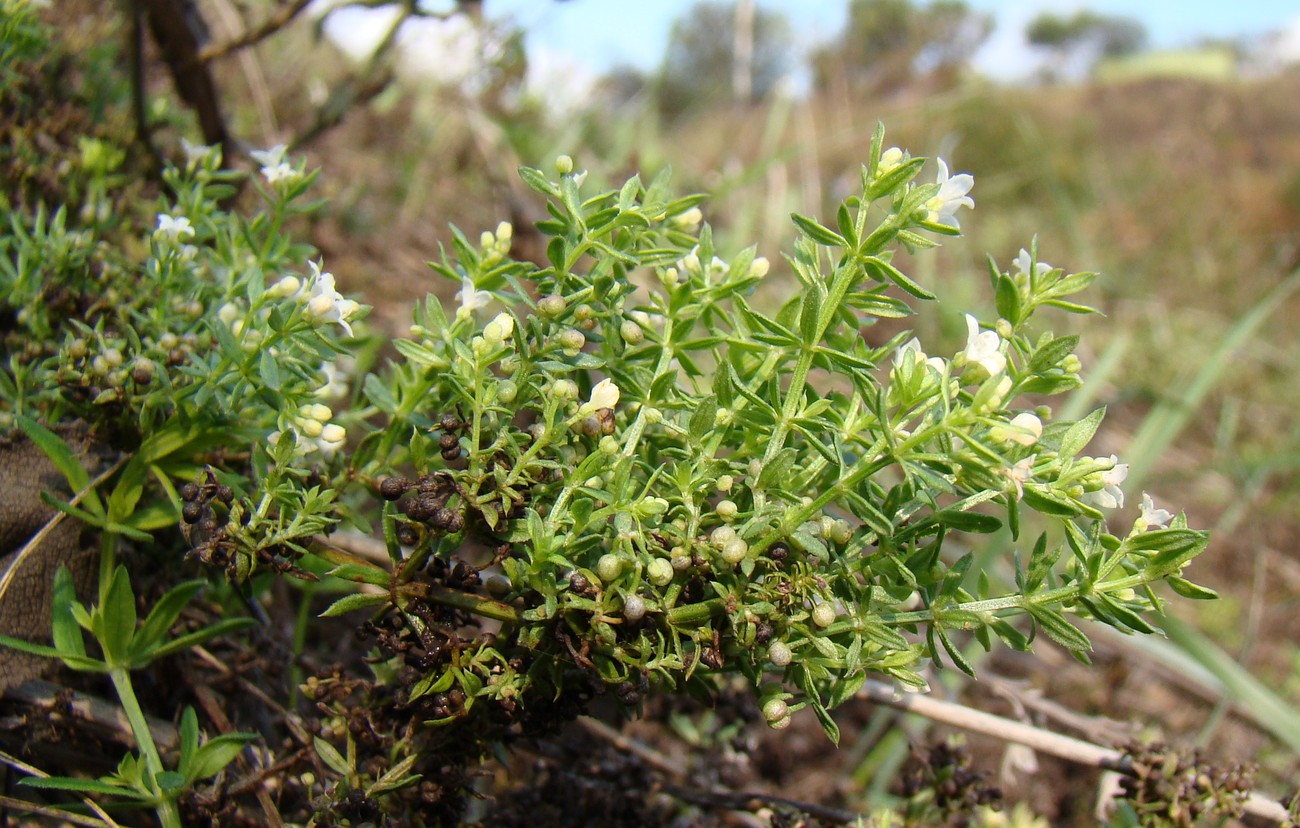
[
  {"left": 710, "top": 525, "right": 736, "bottom": 549},
  {"left": 484, "top": 312, "right": 514, "bottom": 343},
  {"left": 555, "top": 154, "right": 574, "bottom": 175},
  {"left": 623, "top": 594, "right": 646, "bottom": 622},
  {"left": 647, "top": 558, "right": 674, "bottom": 586},
  {"left": 750, "top": 257, "right": 770, "bottom": 278},
  {"left": 716, "top": 499, "right": 738, "bottom": 520},
  {"left": 538, "top": 294, "right": 566, "bottom": 317},
  {"left": 721, "top": 537, "right": 748, "bottom": 564},
  {"left": 620, "top": 319, "right": 644, "bottom": 345},
  {"left": 768, "top": 640, "right": 792, "bottom": 667},
  {"left": 811, "top": 602, "right": 836, "bottom": 628},
  {"left": 762, "top": 698, "right": 790, "bottom": 729},
  {"left": 596, "top": 553, "right": 622, "bottom": 583},
  {"left": 558, "top": 328, "right": 585, "bottom": 354}
]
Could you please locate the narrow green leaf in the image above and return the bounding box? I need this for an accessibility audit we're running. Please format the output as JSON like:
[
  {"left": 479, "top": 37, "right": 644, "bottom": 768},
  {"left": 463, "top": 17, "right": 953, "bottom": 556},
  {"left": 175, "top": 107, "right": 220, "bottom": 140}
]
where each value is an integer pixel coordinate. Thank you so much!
[
  {"left": 1165, "top": 576, "right": 1219, "bottom": 600},
  {"left": 313, "top": 736, "right": 352, "bottom": 777},
  {"left": 1058, "top": 407, "right": 1105, "bottom": 459},
  {"left": 933, "top": 508, "right": 1001, "bottom": 534},
  {"left": 15, "top": 414, "right": 101, "bottom": 516},
  {"left": 320, "top": 592, "right": 390, "bottom": 618},
  {"left": 1028, "top": 606, "right": 1091, "bottom": 653},
  {"left": 188, "top": 733, "right": 257, "bottom": 782},
  {"left": 132, "top": 580, "right": 205, "bottom": 656},
  {"left": 147, "top": 618, "right": 257, "bottom": 661},
  {"left": 790, "top": 213, "right": 847, "bottom": 248},
  {"left": 99, "top": 565, "right": 137, "bottom": 664},
  {"left": 326, "top": 563, "right": 391, "bottom": 587},
  {"left": 18, "top": 776, "right": 152, "bottom": 799},
  {"left": 50, "top": 566, "right": 86, "bottom": 658}
]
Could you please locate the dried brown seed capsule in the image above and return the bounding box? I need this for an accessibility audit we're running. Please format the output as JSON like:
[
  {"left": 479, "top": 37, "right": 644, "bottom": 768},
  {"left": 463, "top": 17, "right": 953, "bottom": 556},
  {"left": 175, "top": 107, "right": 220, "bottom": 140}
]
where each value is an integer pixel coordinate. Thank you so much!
[
  {"left": 396, "top": 523, "right": 420, "bottom": 546},
  {"left": 132, "top": 367, "right": 153, "bottom": 385},
  {"left": 755, "top": 621, "right": 774, "bottom": 645},
  {"left": 180, "top": 482, "right": 200, "bottom": 502},
  {"left": 440, "top": 445, "right": 461, "bottom": 461},
  {"left": 431, "top": 507, "right": 456, "bottom": 529},
  {"left": 216, "top": 485, "right": 234, "bottom": 504},
  {"left": 443, "top": 512, "right": 464, "bottom": 533},
  {"left": 406, "top": 497, "right": 437, "bottom": 522},
  {"left": 569, "top": 572, "right": 591, "bottom": 594},
  {"left": 182, "top": 501, "right": 204, "bottom": 524},
  {"left": 438, "top": 432, "right": 459, "bottom": 450},
  {"left": 379, "top": 477, "right": 410, "bottom": 500},
  {"left": 439, "top": 413, "right": 460, "bottom": 432}
]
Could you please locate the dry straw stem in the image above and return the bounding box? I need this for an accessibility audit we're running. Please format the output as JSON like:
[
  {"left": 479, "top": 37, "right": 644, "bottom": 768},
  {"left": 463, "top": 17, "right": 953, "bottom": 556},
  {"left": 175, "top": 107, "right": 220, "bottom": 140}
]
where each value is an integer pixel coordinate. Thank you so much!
[{"left": 859, "top": 679, "right": 1290, "bottom": 823}]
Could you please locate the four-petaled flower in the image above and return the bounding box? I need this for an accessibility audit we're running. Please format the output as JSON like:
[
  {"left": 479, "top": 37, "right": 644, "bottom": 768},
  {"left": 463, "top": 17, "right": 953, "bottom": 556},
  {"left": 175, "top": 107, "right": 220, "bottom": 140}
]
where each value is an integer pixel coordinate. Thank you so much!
[
  {"left": 155, "top": 213, "right": 195, "bottom": 241},
  {"left": 456, "top": 276, "right": 491, "bottom": 320},
  {"left": 304, "top": 261, "right": 360, "bottom": 337},
  {"left": 961, "top": 314, "right": 1006, "bottom": 378},
  {"left": 249, "top": 144, "right": 297, "bottom": 184},
  {"left": 1086, "top": 455, "right": 1129, "bottom": 509},
  {"left": 1013, "top": 248, "right": 1051, "bottom": 281},
  {"left": 1138, "top": 493, "right": 1173, "bottom": 530},
  {"left": 924, "top": 159, "right": 974, "bottom": 228}
]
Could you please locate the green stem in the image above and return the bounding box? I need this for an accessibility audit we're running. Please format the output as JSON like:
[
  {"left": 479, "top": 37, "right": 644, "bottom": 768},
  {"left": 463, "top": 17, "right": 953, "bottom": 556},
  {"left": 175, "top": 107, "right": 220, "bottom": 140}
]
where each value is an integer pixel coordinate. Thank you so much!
[{"left": 109, "top": 667, "right": 180, "bottom": 828}]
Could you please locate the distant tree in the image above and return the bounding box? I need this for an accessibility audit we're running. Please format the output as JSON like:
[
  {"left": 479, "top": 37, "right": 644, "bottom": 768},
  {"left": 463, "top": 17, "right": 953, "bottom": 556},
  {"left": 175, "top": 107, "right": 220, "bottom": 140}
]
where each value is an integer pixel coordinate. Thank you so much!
[
  {"left": 813, "top": 0, "right": 992, "bottom": 95},
  {"left": 1027, "top": 11, "right": 1147, "bottom": 77},
  {"left": 656, "top": 1, "right": 792, "bottom": 121}
]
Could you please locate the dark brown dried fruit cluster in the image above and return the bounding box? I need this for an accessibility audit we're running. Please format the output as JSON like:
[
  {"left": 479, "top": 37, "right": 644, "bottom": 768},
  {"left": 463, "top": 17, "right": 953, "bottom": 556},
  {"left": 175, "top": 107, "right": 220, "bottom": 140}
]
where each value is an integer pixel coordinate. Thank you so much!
[{"left": 1117, "top": 741, "right": 1254, "bottom": 824}]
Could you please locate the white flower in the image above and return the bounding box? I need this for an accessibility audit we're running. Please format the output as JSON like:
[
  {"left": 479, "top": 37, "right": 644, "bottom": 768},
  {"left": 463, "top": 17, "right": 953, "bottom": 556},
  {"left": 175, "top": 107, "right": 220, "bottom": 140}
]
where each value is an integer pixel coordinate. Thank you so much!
[
  {"left": 924, "top": 159, "right": 974, "bottom": 228},
  {"left": 249, "top": 144, "right": 297, "bottom": 184},
  {"left": 315, "top": 360, "right": 349, "bottom": 400},
  {"left": 1005, "top": 456, "right": 1035, "bottom": 500},
  {"left": 155, "top": 213, "right": 195, "bottom": 241},
  {"left": 455, "top": 276, "right": 491, "bottom": 320},
  {"left": 1013, "top": 248, "right": 1051, "bottom": 281},
  {"left": 181, "top": 138, "right": 214, "bottom": 167},
  {"left": 304, "top": 261, "right": 360, "bottom": 337},
  {"left": 1138, "top": 493, "right": 1173, "bottom": 530},
  {"left": 1085, "top": 455, "right": 1129, "bottom": 509},
  {"left": 961, "top": 314, "right": 1006, "bottom": 378},
  {"left": 750, "top": 256, "right": 770, "bottom": 278},
  {"left": 583, "top": 378, "right": 620, "bottom": 413},
  {"left": 1005, "top": 412, "right": 1043, "bottom": 447}
]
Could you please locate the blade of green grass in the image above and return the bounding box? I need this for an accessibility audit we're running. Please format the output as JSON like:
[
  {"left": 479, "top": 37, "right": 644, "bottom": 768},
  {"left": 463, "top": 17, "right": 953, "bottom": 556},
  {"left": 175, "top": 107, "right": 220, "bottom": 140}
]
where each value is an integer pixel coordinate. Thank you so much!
[
  {"left": 1158, "top": 615, "right": 1300, "bottom": 752},
  {"left": 1123, "top": 271, "right": 1300, "bottom": 491}
]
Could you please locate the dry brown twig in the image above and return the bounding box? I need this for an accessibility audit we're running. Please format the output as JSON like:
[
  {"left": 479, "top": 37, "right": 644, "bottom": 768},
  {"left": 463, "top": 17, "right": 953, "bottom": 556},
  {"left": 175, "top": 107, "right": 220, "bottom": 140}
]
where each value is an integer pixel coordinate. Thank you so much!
[{"left": 859, "top": 678, "right": 1290, "bottom": 823}]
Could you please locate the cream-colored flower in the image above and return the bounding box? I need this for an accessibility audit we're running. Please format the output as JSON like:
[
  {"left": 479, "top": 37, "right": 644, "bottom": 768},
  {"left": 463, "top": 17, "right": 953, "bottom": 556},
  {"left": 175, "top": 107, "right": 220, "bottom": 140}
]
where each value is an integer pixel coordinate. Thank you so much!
[
  {"left": 304, "top": 261, "right": 360, "bottom": 337},
  {"left": 1138, "top": 492, "right": 1173, "bottom": 530},
  {"left": 924, "top": 159, "right": 974, "bottom": 228},
  {"left": 582, "top": 378, "right": 620, "bottom": 414},
  {"left": 1013, "top": 248, "right": 1051, "bottom": 281},
  {"left": 961, "top": 314, "right": 1006, "bottom": 378},
  {"left": 249, "top": 144, "right": 297, "bottom": 184},
  {"left": 155, "top": 213, "right": 195, "bottom": 241},
  {"left": 456, "top": 276, "right": 491, "bottom": 320}
]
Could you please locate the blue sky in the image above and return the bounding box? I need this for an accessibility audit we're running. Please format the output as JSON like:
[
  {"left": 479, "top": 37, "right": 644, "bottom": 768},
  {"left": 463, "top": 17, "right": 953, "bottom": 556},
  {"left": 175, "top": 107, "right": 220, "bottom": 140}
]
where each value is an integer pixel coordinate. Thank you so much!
[{"left": 481, "top": 0, "right": 1300, "bottom": 81}]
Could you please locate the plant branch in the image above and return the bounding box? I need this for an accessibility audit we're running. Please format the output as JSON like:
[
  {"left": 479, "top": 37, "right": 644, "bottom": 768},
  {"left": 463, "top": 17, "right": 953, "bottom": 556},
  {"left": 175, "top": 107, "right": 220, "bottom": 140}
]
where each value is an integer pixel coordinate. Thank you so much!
[
  {"left": 858, "top": 678, "right": 1290, "bottom": 823},
  {"left": 197, "top": 0, "right": 313, "bottom": 62}
]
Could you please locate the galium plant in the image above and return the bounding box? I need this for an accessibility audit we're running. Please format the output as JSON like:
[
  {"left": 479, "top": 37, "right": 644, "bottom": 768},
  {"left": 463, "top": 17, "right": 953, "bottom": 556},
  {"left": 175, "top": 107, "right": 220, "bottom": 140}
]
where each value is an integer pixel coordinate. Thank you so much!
[{"left": 0, "top": 15, "right": 1213, "bottom": 812}]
